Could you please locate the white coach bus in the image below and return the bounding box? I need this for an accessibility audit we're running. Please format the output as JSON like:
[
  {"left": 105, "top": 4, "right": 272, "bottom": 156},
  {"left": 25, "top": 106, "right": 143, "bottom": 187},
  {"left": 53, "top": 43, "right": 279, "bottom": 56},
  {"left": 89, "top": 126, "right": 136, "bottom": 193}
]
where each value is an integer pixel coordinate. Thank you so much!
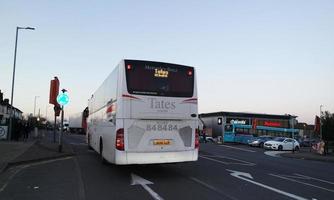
[{"left": 87, "top": 59, "right": 199, "bottom": 165}]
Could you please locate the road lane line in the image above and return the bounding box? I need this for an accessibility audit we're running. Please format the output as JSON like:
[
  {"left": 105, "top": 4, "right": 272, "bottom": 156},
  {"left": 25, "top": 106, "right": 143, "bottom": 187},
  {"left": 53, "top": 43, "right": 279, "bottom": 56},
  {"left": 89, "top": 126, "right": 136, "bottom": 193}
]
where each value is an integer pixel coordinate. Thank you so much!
[
  {"left": 227, "top": 170, "right": 308, "bottom": 200},
  {"left": 0, "top": 166, "right": 24, "bottom": 192},
  {"left": 269, "top": 174, "right": 334, "bottom": 193},
  {"left": 0, "top": 157, "right": 73, "bottom": 193},
  {"left": 294, "top": 173, "right": 334, "bottom": 185},
  {"left": 74, "top": 158, "right": 86, "bottom": 200},
  {"left": 189, "top": 177, "right": 238, "bottom": 200},
  {"left": 199, "top": 155, "right": 256, "bottom": 166},
  {"left": 199, "top": 155, "right": 229, "bottom": 164},
  {"left": 201, "top": 155, "right": 256, "bottom": 166},
  {"left": 220, "top": 145, "right": 256, "bottom": 152}
]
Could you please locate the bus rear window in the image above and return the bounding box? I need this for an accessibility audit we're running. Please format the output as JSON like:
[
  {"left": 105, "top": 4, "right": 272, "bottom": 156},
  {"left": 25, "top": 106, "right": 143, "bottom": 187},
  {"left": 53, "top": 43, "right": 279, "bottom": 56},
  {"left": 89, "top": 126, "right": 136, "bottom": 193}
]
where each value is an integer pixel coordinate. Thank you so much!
[{"left": 125, "top": 60, "right": 194, "bottom": 97}]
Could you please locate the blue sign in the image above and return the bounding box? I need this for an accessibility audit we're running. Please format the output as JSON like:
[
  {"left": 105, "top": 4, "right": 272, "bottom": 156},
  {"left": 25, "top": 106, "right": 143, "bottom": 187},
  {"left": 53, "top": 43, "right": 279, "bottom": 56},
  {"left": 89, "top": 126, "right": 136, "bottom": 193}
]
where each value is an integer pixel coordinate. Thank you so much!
[{"left": 57, "top": 92, "right": 69, "bottom": 106}]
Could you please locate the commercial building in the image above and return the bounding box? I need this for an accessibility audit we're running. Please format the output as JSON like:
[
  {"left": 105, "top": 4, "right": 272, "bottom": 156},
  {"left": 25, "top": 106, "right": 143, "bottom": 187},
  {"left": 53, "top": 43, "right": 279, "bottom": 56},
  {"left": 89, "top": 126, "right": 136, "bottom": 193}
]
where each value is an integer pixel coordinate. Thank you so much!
[{"left": 199, "top": 111, "right": 298, "bottom": 143}]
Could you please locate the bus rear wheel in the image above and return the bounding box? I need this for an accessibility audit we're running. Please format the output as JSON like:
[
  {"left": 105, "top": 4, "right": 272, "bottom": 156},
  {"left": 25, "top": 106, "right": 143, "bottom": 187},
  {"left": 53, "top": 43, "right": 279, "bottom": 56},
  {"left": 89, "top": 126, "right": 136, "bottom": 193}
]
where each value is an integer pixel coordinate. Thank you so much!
[
  {"left": 100, "top": 139, "right": 106, "bottom": 164},
  {"left": 87, "top": 135, "right": 93, "bottom": 150}
]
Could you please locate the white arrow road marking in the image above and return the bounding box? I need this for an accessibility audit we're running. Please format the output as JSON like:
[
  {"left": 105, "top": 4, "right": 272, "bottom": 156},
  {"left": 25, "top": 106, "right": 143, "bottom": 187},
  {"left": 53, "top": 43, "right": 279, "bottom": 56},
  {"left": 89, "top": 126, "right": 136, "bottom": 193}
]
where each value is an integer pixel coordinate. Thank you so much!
[
  {"left": 269, "top": 174, "right": 334, "bottom": 193},
  {"left": 131, "top": 173, "right": 164, "bottom": 200},
  {"left": 226, "top": 169, "right": 308, "bottom": 200}
]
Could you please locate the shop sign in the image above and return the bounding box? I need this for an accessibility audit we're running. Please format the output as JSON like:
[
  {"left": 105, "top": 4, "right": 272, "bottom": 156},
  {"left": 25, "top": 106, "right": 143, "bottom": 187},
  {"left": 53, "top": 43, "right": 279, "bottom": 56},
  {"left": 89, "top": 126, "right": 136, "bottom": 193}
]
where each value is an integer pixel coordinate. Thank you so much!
[
  {"left": 226, "top": 118, "right": 249, "bottom": 125},
  {"left": 231, "top": 120, "right": 246, "bottom": 125},
  {"left": 264, "top": 121, "right": 281, "bottom": 127}
]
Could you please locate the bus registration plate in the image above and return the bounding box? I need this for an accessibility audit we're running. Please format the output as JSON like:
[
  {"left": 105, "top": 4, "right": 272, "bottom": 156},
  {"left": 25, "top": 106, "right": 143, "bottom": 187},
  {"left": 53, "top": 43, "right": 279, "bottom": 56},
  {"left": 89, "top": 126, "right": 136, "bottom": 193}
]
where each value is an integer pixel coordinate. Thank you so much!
[{"left": 153, "top": 139, "right": 171, "bottom": 145}]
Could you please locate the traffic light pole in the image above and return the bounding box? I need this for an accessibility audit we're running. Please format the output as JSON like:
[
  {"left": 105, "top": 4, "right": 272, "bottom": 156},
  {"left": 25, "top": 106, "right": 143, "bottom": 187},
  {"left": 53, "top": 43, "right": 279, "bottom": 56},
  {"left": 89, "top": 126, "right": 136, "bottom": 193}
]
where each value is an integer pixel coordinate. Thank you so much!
[
  {"left": 54, "top": 112, "right": 56, "bottom": 143},
  {"left": 58, "top": 105, "right": 64, "bottom": 152}
]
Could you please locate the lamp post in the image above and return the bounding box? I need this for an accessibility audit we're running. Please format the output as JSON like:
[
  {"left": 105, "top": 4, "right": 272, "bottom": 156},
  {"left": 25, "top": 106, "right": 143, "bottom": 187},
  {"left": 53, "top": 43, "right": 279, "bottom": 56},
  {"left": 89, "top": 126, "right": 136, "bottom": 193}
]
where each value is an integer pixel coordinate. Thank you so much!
[
  {"left": 34, "top": 96, "right": 39, "bottom": 116},
  {"left": 320, "top": 105, "right": 323, "bottom": 140},
  {"left": 8, "top": 26, "right": 35, "bottom": 140}
]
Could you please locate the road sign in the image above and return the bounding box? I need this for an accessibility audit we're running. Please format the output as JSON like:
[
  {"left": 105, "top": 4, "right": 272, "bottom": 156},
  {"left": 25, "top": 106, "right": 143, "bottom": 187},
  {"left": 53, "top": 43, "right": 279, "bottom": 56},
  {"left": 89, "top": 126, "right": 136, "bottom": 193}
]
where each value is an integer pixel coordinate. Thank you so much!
[{"left": 57, "top": 92, "right": 69, "bottom": 106}]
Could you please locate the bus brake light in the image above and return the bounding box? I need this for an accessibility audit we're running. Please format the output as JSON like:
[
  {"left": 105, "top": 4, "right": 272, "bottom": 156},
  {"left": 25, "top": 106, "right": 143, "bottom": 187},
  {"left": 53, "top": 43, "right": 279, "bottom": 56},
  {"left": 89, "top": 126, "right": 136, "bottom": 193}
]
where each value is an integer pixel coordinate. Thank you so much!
[
  {"left": 116, "top": 128, "right": 125, "bottom": 151},
  {"left": 195, "top": 129, "right": 199, "bottom": 149}
]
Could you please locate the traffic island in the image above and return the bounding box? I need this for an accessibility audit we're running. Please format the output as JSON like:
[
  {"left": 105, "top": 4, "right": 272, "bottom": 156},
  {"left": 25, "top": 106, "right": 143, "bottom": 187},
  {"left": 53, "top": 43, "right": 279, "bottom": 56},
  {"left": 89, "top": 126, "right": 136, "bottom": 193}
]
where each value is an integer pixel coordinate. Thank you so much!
[{"left": 280, "top": 147, "right": 334, "bottom": 163}]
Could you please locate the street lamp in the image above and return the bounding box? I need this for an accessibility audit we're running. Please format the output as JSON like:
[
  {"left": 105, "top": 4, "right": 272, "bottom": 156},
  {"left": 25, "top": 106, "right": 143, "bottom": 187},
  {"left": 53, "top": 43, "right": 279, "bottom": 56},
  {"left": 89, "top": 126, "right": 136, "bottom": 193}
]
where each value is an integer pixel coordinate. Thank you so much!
[
  {"left": 320, "top": 105, "right": 323, "bottom": 140},
  {"left": 34, "top": 96, "right": 39, "bottom": 116},
  {"left": 8, "top": 26, "right": 35, "bottom": 140}
]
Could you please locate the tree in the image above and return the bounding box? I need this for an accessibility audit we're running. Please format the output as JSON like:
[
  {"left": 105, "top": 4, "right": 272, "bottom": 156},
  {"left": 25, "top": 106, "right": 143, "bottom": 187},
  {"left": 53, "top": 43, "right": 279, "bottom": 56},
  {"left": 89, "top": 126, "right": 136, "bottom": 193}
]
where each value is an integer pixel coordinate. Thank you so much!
[{"left": 322, "top": 111, "right": 334, "bottom": 141}]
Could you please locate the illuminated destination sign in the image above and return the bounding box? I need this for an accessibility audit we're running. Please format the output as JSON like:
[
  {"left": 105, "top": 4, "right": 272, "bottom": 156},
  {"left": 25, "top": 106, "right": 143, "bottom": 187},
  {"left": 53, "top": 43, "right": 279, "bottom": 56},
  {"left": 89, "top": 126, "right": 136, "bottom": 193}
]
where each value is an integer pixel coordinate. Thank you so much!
[
  {"left": 144, "top": 65, "right": 178, "bottom": 78},
  {"left": 154, "top": 68, "right": 169, "bottom": 78}
]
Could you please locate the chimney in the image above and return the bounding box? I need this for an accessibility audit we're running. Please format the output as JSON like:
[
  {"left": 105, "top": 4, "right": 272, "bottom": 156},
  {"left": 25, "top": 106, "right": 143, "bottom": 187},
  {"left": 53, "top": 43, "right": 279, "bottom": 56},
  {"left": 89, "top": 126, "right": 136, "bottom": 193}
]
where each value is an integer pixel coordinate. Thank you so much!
[{"left": 3, "top": 99, "right": 9, "bottom": 105}]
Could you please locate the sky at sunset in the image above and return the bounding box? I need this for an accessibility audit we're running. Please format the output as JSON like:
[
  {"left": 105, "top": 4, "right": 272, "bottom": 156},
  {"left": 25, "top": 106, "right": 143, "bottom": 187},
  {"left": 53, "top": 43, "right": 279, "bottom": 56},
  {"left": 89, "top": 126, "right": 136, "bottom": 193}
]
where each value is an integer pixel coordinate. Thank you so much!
[{"left": 1, "top": 0, "right": 333, "bottom": 124}]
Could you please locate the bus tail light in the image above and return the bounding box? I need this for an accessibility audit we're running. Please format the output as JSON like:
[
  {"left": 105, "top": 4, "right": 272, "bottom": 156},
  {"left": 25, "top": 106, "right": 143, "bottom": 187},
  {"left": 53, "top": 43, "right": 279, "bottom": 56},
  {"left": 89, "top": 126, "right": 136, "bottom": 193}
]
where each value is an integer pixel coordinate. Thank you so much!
[
  {"left": 195, "top": 128, "right": 199, "bottom": 149},
  {"left": 116, "top": 128, "right": 124, "bottom": 151}
]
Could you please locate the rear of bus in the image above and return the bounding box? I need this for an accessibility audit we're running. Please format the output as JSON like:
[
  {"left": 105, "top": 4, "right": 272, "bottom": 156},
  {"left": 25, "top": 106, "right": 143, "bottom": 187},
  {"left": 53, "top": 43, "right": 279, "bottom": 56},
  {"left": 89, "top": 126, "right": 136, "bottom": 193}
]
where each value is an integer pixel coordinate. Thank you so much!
[{"left": 115, "top": 60, "right": 199, "bottom": 164}]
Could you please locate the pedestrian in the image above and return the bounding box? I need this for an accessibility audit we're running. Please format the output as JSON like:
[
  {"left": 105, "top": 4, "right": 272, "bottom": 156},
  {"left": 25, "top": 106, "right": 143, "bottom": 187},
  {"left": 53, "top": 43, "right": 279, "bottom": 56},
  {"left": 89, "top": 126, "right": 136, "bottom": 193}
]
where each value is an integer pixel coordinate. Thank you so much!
[
  {"left": 23, "top": 122, "right": 30, "bottom": 141},
  {"left": 203, "top": 125, "right": 207, "bottom": 143},
  {"left": 14, "top": 119, "right": 23, "bottom": 141}
]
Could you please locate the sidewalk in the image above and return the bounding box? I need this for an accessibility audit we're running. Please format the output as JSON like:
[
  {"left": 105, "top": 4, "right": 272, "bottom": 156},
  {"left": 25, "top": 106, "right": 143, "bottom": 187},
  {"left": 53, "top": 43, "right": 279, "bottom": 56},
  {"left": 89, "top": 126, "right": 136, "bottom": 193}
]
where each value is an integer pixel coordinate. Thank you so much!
[
  {"left": 0, "top": 130, "right": 74, "bottom": 174},
  {"left": 281, "top": 147, "right": 334, "bottom": 162}
]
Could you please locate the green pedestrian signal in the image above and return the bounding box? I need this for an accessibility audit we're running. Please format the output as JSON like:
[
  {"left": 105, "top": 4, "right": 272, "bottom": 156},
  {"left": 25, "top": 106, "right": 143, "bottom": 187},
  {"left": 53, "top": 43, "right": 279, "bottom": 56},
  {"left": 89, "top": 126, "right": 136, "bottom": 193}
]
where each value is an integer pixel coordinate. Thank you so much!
[{"left": 57, "top": 92, "right": 69, "bottom": 106}]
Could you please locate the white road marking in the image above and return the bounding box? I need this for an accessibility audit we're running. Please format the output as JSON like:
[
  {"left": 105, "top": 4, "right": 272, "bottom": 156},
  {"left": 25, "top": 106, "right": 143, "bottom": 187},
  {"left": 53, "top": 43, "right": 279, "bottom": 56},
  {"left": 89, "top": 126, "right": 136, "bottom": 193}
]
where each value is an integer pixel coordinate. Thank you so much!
[
  {"left": 131, "top": 173, "right": 164, "bottom": 200},
  {"left": 74, "top": 157, "right": 86, "bottom": 200},
  {"left": 270, "top": 173, "right": 334, "bottom": 193},
  {"left": 294, "top": 173, "right": 334, "bottom": 185},
  {"left": 190, "top": 177, "right": 220, "bottom": 193},
  {"left": 220, "top": 145, "right": 256, "bottom": 153},
  {"left": 0, "top": 168, "right": 20, "bottom": 192},
  {"left": 264, "top": 151, "right": 285, "bottom": 157},
  {"left": 190, "top": 177, "right": 238, "bottom": 200},
  {"left": 0, "top": 157, "right": 73, "bottom": 193},
  {"left": 227, "top": 169, "right": 308, "bottom": 200},
  {"left": 200, "top": 155, "right": 256, "bottom": 166}
]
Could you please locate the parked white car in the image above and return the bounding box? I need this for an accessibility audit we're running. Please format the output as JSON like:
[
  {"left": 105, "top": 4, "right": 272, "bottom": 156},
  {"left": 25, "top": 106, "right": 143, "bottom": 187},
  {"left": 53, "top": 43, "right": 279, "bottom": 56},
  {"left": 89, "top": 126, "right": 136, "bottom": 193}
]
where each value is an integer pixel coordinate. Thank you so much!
[{"left": 264, "top": 137, "right": 300, "bottom": 151}]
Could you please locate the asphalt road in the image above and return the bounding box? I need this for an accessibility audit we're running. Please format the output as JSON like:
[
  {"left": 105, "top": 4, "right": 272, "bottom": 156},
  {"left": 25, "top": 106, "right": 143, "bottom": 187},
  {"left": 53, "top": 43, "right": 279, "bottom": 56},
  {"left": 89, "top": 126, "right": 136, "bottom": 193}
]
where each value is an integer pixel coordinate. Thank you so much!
[{"left": 1, "top": 134, "right": 334, "bottom": 200}]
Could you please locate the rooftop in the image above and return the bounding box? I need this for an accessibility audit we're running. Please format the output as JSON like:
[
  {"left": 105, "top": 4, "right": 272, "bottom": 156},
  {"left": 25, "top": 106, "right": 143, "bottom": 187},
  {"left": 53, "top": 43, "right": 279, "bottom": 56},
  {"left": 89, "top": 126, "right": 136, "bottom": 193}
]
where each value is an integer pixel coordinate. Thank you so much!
[{"left": 199, "top": 111, "right": 297, "bottom": 120}]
